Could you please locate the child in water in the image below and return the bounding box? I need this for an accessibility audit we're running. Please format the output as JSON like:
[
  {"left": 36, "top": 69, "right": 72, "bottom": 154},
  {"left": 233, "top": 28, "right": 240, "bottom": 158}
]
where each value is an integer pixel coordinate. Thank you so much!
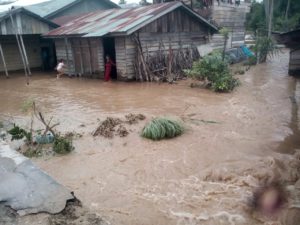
[
  {"left": 56, "top": 59, "right": 65, "bottom": 79},
  {"left": 104, "top": 55, "right": 115, "bottom": 81}
]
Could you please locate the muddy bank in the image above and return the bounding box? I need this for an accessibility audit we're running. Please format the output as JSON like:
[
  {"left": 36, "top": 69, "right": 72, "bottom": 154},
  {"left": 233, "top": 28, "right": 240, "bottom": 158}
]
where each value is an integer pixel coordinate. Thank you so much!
[{"left": 0, "top": 50, "right": 300, "bottom": 224}]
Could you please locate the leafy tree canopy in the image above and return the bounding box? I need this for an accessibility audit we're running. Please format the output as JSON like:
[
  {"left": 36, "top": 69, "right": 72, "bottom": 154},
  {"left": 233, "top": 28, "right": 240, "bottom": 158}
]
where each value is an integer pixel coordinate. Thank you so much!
[{"left": 246, "top": 0, "right": 300, "bottom": 33}]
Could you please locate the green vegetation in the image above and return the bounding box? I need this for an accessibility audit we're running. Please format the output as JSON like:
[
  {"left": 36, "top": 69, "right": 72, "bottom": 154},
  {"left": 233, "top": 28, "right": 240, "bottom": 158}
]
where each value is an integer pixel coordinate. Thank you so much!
[
  {"left": 0, "top": 121, "right": 3, "bottom": 128},
  {"left": 187, "top": 52, "right": 240, "bottom": 92},
  {"left": 53, "top": 136, "right": 74, "bottom": 154},
  {"left": 142, "top": 117, "right": 184, "bottom": 141},
  {"left": 254, "top": 36, "right": 278, "bottom": 63},
  {"left": 246, "top": 0, "right": 300, "bottom": 33},
  {"left": 6, "top": 100, "right": 75, "bottom": 157},
  {"left": 8, "top": 124, "right": 32, "bottom": 143}
]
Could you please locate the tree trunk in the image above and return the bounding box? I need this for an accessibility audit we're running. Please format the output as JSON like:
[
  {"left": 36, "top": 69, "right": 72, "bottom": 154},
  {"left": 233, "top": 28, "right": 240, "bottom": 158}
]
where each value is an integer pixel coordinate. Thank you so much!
[
  {"left": 268, "top": 0, "right": 274, "bottom": 37},
  {"left": 285, "top": 0, "right": 291, "bottom": 21}
]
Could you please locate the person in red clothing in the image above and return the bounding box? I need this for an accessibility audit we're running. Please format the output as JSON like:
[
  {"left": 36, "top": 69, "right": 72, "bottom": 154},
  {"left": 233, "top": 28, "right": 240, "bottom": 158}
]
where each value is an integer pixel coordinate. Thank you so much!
[{"left": 104, "top": 55, "right": 115, "bottom": 81}]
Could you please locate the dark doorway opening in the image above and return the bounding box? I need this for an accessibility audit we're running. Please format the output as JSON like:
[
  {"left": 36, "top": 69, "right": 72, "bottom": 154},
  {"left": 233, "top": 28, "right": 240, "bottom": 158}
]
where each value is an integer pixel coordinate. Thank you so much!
[
  {"left": 41, "top": 47, "right": 51, "bottom": 71},
  {"left": 103, "top": 37, "right": 117, "bottom": 80}
]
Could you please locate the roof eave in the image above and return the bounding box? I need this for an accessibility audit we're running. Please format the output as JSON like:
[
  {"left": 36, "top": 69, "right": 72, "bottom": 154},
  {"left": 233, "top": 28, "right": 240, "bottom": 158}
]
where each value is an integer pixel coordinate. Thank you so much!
[
  {"left": 0, "top": 7, "right": 59, "bottom": 29},
  {"left": 44, "top": 0, "right": 120, "bottom": 19},
  {"left": 43, "top": 34, "right": 84, "bottom": 39}
]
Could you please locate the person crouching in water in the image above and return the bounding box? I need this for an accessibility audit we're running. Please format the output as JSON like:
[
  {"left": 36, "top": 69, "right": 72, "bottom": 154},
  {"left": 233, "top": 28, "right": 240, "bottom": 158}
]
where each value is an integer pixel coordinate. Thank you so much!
[
  {"left": 104, "top": 55, "right": 115, "bottom": 81},
  {"left": 56, "top": 59, "right": 65, "bottom": 79}
]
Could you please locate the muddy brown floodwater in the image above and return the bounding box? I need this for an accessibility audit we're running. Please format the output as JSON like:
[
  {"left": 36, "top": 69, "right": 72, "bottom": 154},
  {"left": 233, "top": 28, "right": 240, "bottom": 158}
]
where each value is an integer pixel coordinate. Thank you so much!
[{"left": 0, "top": 50, "right": 300, "bottom": 225}]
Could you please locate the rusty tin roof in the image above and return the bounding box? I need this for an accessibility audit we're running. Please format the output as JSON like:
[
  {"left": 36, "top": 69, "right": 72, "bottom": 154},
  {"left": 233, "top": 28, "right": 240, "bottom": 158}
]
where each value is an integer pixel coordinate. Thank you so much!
[{"left": 45, "top": 2, "right": 218, "bottom": 38}]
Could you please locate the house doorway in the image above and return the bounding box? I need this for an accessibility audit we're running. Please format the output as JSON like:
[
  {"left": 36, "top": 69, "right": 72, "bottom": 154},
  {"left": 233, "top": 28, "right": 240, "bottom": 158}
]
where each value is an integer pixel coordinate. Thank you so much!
[
  {"left": 103, "top": 37, "right": 117, "bottom": 80},
  {"left": 41, "top": 47, "right": 50, "bottom": 71}
]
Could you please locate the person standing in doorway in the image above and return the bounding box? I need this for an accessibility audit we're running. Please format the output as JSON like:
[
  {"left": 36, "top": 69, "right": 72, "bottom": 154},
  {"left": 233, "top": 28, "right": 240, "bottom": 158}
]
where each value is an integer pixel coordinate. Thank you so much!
[
  {"left": 56, "top": 59, "right": 65, "bottom": 79},
  {"left": 104, "top": 55, "right": 115, "bottom": 81}
]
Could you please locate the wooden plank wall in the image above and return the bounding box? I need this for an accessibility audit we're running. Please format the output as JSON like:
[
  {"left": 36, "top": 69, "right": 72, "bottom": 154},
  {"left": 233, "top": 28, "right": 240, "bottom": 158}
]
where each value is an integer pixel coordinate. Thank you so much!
[
  {"left": 55, "top": 38, "right": 74, "bottom": 74},
  {"left": 289, "top": 48, "right": 300, "bottom": 75},
  {"left": 0, "top": 12, "right": 52, "bottom": 35},
  {"left": 115, "top": 37, "right": 128, "bottom": 80},
  {"left": 55, "top": 37, "right": 104, "bottom": 77},
  {"left": 210, "top": 1, "right": 250, "bottom": 48},
  {"left": 119, "top": 9, "right": 209, "bottom": 79},
  {"left": 0, "top": 35, "right": 42, "bottom": 72}
]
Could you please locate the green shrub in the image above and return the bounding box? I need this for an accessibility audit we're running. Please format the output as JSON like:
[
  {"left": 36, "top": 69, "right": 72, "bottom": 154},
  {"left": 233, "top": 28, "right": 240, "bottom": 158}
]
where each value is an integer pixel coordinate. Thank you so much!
[
  {"left": 187, "top": 52, "right": 240, "bottom": 92},
  {"left": 8, "top": 124, "right": 32, "bottom": 143},
  {"left": 254, "top": 37, "right": 278, "bottom": 63},
  {"left": 53, "top": 136, "right": 73, "bottom": 154},
  {"left": 211, "top": 74, "right": 240, "bottom": 92},
  {"left": 142, "top": 117, "right": 184, "bottom": 141}
]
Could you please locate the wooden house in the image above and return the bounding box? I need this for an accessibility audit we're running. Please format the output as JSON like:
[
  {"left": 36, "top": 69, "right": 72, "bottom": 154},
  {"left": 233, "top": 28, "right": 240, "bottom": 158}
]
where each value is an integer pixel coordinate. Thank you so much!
[
  {"left": 0, "top": 0, "right": 118, "bottom": 75},
  {"left": 278, "top": 29, "right": 300, "bottom": 76},
  {"left": 0, "top": 8, "right": 59, "bottom": 74},
  {"left": 45, "top": 2, "right": 218, "bottom": 81},
  {"left": 153, "top": 0, "right": 250, "bottom": 48}
]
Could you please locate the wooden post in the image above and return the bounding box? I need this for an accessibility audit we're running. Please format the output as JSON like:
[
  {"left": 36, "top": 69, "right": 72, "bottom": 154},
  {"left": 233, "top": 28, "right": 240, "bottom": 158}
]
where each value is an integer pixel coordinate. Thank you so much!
[
  {"left": 0, "top": 43, "right": 9, "bottom": 78},
  {"left": 9, "top": 10, "right": 29, "bottom": 84},
  {"left": 79, "top": 40, "right": 84, "bottom": 75},
  {"left": 19, "top": 34, "right": 31, "bottom": 75},
  {"left": 87, "top": 39, "right": 93, "bottom": 74},
  {"left": 64, "top": 37, "right": 70, "bottom": 75}
]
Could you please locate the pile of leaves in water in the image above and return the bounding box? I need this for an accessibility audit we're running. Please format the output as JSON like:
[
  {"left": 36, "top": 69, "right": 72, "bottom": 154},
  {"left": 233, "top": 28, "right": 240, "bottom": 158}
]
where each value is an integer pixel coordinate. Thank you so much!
[
  {"left": 92, "top": 114, "right": 146, "bottom": 138},
  {"left": 142, "top": 117, "right": 184, "bottom": 141}
]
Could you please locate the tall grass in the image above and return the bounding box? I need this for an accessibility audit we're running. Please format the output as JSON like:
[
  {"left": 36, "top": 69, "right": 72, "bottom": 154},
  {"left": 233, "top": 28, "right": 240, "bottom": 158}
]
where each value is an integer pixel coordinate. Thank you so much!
[{"left": 142, "top": 117, "right": 184, "bottom": 141}]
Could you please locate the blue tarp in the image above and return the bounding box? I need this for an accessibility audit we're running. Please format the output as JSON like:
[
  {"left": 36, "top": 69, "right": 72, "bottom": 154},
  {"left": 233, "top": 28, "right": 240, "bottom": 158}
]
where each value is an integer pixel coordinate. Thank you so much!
[{"left": 241, "top": 45, "right": 254, "bottom": 57}]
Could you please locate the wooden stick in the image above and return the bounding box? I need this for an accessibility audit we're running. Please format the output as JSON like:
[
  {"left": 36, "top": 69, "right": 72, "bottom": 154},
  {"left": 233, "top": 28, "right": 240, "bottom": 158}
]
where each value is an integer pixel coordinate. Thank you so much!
[
  {"left": 19, "top": 34, "right": 31, "bottom": 75},
  {"left": 0, "top": 43, "right": 9, "bottom": 78},
  {"left": 9, "top": 10, "right": 29, "bottom": 84}
]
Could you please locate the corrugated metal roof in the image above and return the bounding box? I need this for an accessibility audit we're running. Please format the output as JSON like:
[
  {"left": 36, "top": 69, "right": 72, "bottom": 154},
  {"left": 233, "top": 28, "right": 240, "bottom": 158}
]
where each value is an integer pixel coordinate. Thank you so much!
[
  {"left": 45, "top": 2, "right": 218, "bottom": 38},
  {"left": 0, "top": 7, "right": 59, "bottom": 28},
  {"left": 25, "top": 0, "right": 119, "bottom": 18}
]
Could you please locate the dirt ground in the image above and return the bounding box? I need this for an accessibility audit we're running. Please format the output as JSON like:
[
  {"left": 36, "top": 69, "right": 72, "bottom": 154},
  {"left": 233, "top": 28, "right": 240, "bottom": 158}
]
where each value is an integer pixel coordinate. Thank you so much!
[{"left": 0, "top": 50, "right": 300, "bottom": 225}]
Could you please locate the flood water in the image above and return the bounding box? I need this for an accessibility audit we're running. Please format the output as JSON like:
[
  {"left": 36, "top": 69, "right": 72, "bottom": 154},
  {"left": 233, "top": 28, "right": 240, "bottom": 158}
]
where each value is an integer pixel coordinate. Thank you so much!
[{"left": 0, "top": 51, "right": 300, "bottom": 225}]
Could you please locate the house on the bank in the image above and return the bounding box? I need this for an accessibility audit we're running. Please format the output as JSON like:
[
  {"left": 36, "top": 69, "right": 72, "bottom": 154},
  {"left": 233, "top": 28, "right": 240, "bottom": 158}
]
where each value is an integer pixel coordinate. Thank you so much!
[
  {"left": 0, "top": 0, "right": 119, "bottom": 74},
  {"left": 278, "top": 29, "right": 300, "bottom": 76},
  {"left": 153, "top": 0, "right": 251, "bottom": 48},
  {"left": 45, "top": 2, "right": 218, "bottom": 80},
  {"left": 0, "top": 7, "right": 59, "bottom": 73}
]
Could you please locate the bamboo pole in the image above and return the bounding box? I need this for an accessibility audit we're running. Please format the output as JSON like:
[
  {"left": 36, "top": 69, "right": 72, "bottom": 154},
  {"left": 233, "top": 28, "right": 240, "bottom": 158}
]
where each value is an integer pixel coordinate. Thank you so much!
[
  {"left": 0, "top": 43, "right": 9, "bottom": 78},
  {"left": 9, "top": 9, "right": 29, "bottom": 84},
  {"left": 19, "top": 34, "right": 31, "bottom": 75}
]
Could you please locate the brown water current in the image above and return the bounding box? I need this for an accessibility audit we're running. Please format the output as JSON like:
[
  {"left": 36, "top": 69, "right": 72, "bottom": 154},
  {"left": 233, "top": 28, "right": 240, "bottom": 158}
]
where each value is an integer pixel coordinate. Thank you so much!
[{"left": 0, "top": 50, "right": 300, "bottom": 225}]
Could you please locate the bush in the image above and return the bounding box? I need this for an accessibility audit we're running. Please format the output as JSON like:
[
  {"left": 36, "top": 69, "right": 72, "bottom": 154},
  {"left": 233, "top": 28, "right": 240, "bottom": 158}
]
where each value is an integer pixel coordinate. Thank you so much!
[
  {"left": 142, "top": 117, "right": 184, "bottom": 141},
  {"left": 53, "top": 136, "right": 73, "bottom": 154},
  {"left": 254, "top": 37, "right": 278, "bottom": 63},
  {"left": 187, "top": 52, "right": 240, "bottom": 92},
  {"left": 8, "top": 124, "right": 32, "bottom": 143}
]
